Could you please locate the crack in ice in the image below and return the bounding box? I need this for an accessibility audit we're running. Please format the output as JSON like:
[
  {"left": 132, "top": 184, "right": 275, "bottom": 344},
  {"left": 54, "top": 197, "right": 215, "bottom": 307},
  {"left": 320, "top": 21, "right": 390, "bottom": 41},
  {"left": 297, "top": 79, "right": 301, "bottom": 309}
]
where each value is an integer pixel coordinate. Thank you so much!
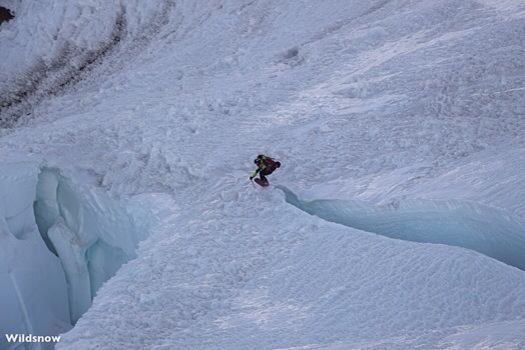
[{"left": 279, "top": 186, "right": 525, "bottom": 271}]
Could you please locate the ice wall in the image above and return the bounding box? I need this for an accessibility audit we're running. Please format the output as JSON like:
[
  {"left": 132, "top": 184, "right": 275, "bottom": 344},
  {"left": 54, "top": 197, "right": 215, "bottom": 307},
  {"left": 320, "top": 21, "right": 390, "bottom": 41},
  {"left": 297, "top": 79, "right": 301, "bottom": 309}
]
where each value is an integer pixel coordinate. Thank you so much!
[
  {"left": 281, "top": 187, "right": 525, "bottom": 271},
  {"left": 1, "top": 163, "right": 154, "bottom": 348},
  {"left": 0, "top": 162, "right": 71, "bottom": 349},
  {"left": 34, "top": 167, "right": 152, "bottom": 323}
]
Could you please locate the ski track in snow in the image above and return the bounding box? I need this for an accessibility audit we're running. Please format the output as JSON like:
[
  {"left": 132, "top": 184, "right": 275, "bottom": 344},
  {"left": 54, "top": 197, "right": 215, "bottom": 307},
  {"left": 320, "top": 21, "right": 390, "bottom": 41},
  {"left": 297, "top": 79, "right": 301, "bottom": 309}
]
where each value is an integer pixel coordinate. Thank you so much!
[{"left": 1, "top": 0, "right": 525, "bottom": 349}]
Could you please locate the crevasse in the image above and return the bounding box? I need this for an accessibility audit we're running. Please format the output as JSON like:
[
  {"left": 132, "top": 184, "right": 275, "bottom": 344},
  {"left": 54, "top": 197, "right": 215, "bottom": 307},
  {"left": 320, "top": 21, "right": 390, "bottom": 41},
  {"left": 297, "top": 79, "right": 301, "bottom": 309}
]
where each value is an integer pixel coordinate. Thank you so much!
[
  {"left": 280, "top": 187, "right": 525, "bottom": 271},
  {"left": 0, "top": 163, "right": 154, "bottom": 346},
  {"left": 33, "top": 167, "right": 153, "bottom": 324}
]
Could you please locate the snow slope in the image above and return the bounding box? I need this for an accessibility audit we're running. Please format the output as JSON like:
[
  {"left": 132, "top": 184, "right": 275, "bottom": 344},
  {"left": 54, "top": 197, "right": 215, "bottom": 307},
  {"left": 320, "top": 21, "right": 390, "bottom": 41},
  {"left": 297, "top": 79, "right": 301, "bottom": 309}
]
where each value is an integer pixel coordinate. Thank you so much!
[{"left": 0, "top": 0, "right": 524, "bottom": 349}]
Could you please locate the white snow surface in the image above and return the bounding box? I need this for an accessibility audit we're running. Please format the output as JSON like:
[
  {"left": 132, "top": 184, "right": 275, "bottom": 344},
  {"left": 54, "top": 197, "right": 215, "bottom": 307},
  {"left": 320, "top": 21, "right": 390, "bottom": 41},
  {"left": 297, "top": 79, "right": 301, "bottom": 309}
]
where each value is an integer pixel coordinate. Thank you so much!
[{"left": 1, "top": 0, "right": 525, "bottom": 349}]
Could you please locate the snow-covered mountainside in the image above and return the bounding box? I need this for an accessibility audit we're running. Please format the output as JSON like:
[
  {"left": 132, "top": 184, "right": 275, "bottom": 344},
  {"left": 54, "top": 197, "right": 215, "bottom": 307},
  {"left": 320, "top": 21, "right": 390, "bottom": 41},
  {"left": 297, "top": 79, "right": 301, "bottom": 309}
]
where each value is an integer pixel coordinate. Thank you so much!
[{"left": 1, "top": 0, "right": 524, "bottom": 349}]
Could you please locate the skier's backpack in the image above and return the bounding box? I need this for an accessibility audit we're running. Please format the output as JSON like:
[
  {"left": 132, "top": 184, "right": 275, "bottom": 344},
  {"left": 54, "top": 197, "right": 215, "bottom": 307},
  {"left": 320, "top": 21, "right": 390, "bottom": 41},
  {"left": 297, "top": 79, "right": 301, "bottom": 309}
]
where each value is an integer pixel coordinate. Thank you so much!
[{"left": 265, "top": 157, "right": 281, "bottom": 173}]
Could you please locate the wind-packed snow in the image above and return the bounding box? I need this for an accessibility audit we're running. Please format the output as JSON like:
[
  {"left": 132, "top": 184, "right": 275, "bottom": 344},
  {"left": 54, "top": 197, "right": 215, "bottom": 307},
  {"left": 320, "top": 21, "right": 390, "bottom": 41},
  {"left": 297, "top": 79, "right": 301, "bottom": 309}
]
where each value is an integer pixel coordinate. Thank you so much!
[{"left": 1, "top": 0, "right": 524, "bottom": 349}]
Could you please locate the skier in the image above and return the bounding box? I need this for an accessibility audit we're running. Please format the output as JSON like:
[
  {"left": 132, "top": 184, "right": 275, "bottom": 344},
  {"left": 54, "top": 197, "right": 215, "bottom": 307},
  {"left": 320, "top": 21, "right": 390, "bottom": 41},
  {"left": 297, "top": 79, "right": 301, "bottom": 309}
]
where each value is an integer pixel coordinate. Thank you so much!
[{"left": 250, "top": 154, "right": 281, "bottom": 187}]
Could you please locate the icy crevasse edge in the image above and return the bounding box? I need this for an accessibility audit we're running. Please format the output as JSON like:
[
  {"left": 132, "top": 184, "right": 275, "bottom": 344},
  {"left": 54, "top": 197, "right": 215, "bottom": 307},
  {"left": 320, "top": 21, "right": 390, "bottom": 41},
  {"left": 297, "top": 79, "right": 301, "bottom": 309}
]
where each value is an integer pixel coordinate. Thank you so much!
[
  {"left": 279, "top": 186, "right": 525, "bottom": 271},
  {"left": 0, "top": 161, "right": 159, "bottom": 346}
]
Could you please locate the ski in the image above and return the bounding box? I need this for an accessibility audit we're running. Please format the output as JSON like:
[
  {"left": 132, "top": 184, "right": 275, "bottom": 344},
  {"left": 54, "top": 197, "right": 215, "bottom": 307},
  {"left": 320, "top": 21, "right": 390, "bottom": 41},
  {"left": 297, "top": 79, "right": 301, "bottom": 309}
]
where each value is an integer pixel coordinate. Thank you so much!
[{"left": 253, "top": 178, "right": 269, "bottom": 187}]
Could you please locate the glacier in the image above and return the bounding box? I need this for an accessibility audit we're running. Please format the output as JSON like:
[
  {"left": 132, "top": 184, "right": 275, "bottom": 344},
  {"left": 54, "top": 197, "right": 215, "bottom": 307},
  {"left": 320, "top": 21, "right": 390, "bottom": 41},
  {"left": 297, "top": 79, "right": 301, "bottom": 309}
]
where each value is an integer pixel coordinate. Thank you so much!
[{"left": 1, "top": 0, "right": 525, "bottom": 349}]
